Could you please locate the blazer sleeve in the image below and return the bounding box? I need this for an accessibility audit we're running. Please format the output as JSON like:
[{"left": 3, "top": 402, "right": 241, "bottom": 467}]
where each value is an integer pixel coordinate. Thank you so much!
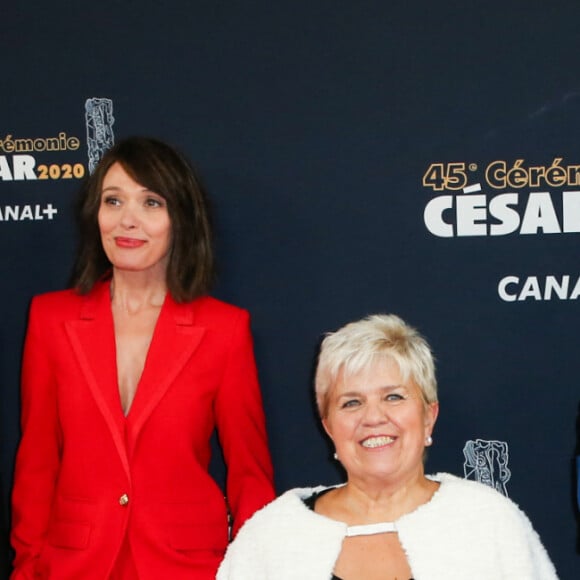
[
  {"left": 11, "top": 297, "right": 62, "bottom": 578},
  {"left": 213, "top": 309, "right": 275, "bottom": 536}
]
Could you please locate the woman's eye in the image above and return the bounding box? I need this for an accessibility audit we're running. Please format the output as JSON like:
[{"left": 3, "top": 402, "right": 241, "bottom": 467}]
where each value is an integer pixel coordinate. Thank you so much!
[
  {"left": 145, "top": 197, "right": 164, "bottom": 208},
  {"left": 341, "top": 399, "right": 360, "bottom": 409},
  {"left": 386, "top": 393, "right": 405, "bottom": 402},
  {"left": 103, "top": 196, "right": 120, "bottom": 206}
]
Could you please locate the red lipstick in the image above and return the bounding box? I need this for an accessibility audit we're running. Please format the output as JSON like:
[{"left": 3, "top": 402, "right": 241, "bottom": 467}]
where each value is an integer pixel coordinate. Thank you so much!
[{"left": 114, "top": 237, "right": 146, "bottom": 248}]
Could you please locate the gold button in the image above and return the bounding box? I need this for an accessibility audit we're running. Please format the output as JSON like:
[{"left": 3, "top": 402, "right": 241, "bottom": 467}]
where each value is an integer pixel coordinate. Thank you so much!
[{"left": 119, "top": 494, "right": 129, "bottom": 506}]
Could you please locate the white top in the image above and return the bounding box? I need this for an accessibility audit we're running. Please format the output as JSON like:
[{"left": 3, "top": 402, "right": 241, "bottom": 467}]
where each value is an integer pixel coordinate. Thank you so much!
[{"left": 217, "top": 473, "right": 559, "bottom": 580}]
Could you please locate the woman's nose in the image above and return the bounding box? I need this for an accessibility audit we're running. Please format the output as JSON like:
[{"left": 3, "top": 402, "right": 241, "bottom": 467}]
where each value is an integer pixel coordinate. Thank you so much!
[
  {"left": 119, "top": 203, "right": 138, "bottom": 228},
  {"left": 362, "top": 401, "right": 388, "bottom": 425}
]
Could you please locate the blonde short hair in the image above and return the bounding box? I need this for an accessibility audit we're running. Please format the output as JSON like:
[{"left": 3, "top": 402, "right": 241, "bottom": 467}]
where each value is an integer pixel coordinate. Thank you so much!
[{"left": 315, "top": 314, "right": 437, "bottom": 417}]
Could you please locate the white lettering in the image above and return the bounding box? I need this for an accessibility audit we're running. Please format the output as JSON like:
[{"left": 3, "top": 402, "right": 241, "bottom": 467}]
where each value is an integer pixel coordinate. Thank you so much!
[
  {"left": 518, "top": 277, "right": 542, "bottom": 300},
  {"left": 498, "top": 276, "right": 519, "bottom": 302},
  {"left": 456, "top": 195, "right": 487, "bottom": 236},
  {"left": 0, "top": 156, "right": 13, "bottom": 180},
  {"left": 0, "top": 155, "right": 37, "bottom": 181},
  {"left": 489, "top": 193, "right": 520, "bottom": 235},
  {"left": 425, "top": 190, "right": 580, "bottom": 237},
  {"left": 12, "top": 155, "right": 37, "bottom": 180},
  {"left": 570, "top": 278, "right": 580, "bottom": 300},
  {"left": 544, "top": 276, "right": 569, "bottom": 300},
  {"left": 562, "top": 191, "right": 580, "bottom": 232},
  {"left": 423, "top": 195, "right": 453, "bottom": 237},
  {"left": 498, "top": 274, "right": 580, "bottom": 301},
  {"left": 0, "top": 204, "right": 58, "bottom": 222},
  {"left": 20, "top": 206, "right": 33, "bottom": 220},
  {"left": 520, "top": 192, "right": 560, "bottom": 234},
  {"left": 43, "top": 204, "right": 58, "bottom": 219}
]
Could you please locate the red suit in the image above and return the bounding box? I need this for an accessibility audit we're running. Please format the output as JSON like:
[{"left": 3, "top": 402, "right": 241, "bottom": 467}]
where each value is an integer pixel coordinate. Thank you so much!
[{"left": 11, "top": 281, "right": 275, "bottom": 579}]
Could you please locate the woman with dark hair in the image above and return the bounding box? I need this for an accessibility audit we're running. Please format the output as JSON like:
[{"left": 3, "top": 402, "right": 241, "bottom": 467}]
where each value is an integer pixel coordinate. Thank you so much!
[{"left": 10, "top": 137, "right": 275, "bottom": 579}]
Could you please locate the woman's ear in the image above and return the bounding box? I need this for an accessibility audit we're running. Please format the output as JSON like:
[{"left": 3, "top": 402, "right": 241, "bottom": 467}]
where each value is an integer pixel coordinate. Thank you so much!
[
  {"left": 425, "top": 401, "right": 439, "bottom": 435},
  {"left": 321, "top": 417, "right": 334, "bottom": 442}
]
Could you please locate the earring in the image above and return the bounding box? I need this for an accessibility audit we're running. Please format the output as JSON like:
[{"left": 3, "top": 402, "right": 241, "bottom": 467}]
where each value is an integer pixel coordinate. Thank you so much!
[
  {"left": 425, "top": 435, "right": 433, "bottom": 446},
  {"left": 333, "top": 452, "right": 339, "bottom": 460}
]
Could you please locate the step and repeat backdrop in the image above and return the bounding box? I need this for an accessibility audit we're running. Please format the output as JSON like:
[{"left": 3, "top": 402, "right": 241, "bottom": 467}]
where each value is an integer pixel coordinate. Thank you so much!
[{"left": 1, "top": 2, "right": 579, "bottom": 577}]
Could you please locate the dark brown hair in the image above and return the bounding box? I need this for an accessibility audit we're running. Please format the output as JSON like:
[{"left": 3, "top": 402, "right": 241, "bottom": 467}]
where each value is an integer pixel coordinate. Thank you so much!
[{"left": 71, "top": 136, "right": 214, "bottom": 302}]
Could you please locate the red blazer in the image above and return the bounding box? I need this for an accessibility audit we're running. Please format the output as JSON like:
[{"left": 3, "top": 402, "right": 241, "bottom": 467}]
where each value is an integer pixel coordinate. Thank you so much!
[{"left": 11, "top": 281, "right": 275, "bottom": 579}]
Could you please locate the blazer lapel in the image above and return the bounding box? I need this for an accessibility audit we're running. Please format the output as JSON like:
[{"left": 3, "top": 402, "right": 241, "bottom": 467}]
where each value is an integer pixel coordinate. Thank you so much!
[
  {"left": 64, "top": 282, "right": 131, "bottom": 480},
  {"left": 126, "top": 295, "right": 205, "bottom": 440}
]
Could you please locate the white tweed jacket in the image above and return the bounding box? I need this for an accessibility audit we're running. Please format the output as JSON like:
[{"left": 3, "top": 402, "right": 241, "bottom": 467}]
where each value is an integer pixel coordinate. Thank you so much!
[{"left": 217, "top": 473, "right": 558, "bottom": 580}]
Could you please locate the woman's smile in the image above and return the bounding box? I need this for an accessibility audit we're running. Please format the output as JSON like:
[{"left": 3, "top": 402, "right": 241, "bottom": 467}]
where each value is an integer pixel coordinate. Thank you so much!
[
  {"left": 360, "top": 435, "right": 396, "bottom": 449},
  {"left": 114, "top": 236, "right": 147, "bottom": 248}
]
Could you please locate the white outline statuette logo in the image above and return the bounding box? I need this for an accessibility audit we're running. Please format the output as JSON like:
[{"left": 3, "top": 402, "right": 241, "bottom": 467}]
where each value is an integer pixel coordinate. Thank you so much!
[
  {"left": 463, "top": 438, "right": 511, "bottom": 496},
  {"left": 85, "top": 98, "right": 115, "bottom": 174}
]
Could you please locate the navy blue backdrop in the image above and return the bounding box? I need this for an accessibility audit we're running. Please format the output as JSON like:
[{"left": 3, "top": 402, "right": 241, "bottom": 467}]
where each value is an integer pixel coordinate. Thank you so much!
[{"left": 1, "top": 2, "right": 579, "bottom": 578}]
